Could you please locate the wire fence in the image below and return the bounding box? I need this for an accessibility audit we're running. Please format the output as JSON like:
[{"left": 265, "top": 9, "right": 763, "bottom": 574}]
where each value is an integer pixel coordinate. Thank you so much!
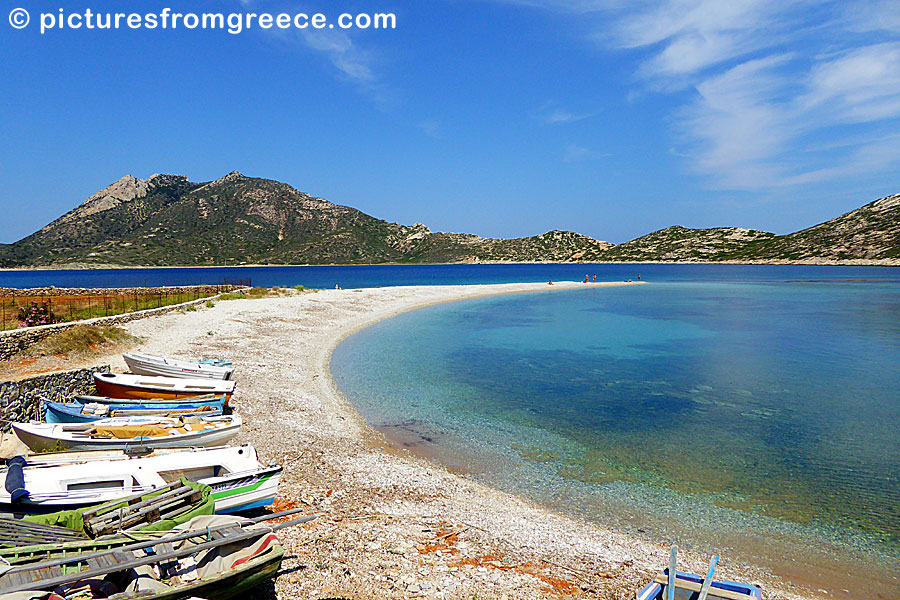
[{"left": 0, "top": 279, "right": 251, "bottom": 332}]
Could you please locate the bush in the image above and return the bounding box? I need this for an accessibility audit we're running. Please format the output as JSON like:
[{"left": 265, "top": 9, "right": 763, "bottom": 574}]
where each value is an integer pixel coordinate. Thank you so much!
[
  {"left": 205, "top": 300, "right": 215, "bottom": 308},
  {"left": 17, "top": 301, "right": 59, "bottom": 328},
  {"left": 218, "top": 292, "right": 245, "bottom": 301}
]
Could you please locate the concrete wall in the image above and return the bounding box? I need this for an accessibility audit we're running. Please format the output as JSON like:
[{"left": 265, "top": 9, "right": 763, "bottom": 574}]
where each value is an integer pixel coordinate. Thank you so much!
[{"left": 0, "top": 366, "right": 110, "bottom": 429}]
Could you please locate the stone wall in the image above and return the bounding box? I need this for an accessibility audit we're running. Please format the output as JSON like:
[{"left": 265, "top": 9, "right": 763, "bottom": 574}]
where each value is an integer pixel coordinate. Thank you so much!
[
  {"left": 0, "top": 289, "right": 245, "bottom": 361},
  {"left": 0, "top": 366, "right": 110, "bottom": 428},
  {"left": 0, "top": 285, "right": 245, "bottom": 297}
]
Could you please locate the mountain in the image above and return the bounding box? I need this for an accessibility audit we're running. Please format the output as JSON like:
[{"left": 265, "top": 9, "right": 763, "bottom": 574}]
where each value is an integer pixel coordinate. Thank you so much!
[
  {"left": 584, "top": 226, "right": 777, "bottom": 262},
  {"left": 585, "top": 193, "right": 899, "bottom": 264},
  {"left": 0, "top": 172, "right": 612, "bottom": 267},
  {"left": 731, "top": 193, "right": 900, "bottom": 262},
  {"left": 0, "top": 172, "right": 897, "bottom": 267}
]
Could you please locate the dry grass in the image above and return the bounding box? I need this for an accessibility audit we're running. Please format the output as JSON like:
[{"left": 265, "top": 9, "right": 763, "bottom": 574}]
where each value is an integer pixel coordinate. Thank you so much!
[{"left": 22, "top": 325, "right": 142, "bottom": 358}]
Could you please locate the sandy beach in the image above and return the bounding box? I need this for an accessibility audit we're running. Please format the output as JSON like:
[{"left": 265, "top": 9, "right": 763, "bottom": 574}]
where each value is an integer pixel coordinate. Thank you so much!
[{"left": 16, "top": 281, "right": 830, "bottom": 600}]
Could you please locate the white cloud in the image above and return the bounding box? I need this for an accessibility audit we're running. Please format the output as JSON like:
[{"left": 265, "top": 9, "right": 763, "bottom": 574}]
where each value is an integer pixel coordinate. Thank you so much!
[
  {"left": 417, "top": 120, "right": 442, "bottom": 138},
  {"left": 841, "top": 0, "right": 900, "bottom": 34},
  {"left": 237, "top": 1, "right": 388, "bottom": 103},
  {"left": 301, "top": 29, "right": 377, "bottom": 84},
  {"left": 603, "top": 0, "right": 900, "bottom": 190},
  {"left": 542, "top": 108, "right": 595, "bottom": 124},
  {"left": 801, "top": 42, "right": 900, "bottom": 124},
  {"left": 562, "top": 143, "right": 609, "bottom": 162}
]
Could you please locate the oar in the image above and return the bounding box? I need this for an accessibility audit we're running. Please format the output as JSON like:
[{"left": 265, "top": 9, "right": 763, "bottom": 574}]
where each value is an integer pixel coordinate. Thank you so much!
[
  {"left": 666, "top": 545, "right": 677, "bottom": 600},
  {"left": 697, "top": 555, "right": 720, "bottom": 600}
]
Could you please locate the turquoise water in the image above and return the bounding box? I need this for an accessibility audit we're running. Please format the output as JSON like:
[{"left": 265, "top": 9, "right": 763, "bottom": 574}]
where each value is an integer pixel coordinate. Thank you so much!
[{"left": 331, "top": 280, "right": 900, "bottom": 591}]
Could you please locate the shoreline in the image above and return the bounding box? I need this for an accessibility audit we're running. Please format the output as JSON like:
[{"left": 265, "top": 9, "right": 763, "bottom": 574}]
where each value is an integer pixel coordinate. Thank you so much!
[
  {"left": 0, "top": 258, "right": 899, "bottom": 272},
  {"left": 12, "top": 281, "right": 879, "bottom": 599}
]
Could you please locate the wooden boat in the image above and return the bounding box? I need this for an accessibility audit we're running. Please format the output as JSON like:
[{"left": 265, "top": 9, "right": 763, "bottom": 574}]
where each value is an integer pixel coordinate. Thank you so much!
[
  {"left": 44, "top": 400, "right": 224, "bottom": 424},
  {"left": 74, "top": 393, "right": 226, "bottom": 407},
  {"left": 0, "top": 513, "right": 310, "bottom": 598},
  {"left": 124, "top": 352, "right": 235, "bottom": 381},
  {"left": 93, "top": 372, "right": 235, "bottom": 403},
  {"left": 0, "top": 445, "right": 282, "bottom": 515},
  {"left": 636, "top": 569, "right": 763, "bottom": 600},
  {"left": 22, "top": 479, "right": 214, "bottom": 539},
  {"left": 11, "top": 415, "right": 242, "bottom": 453},
  {"left": 0, "top": 508, "right": 314, "bottom": 568}
]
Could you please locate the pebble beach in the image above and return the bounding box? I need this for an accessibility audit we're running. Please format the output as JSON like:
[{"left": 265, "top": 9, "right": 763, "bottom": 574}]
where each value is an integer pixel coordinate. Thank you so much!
[{"left": 11, "top": 281, "right": 830, "bottom": 600}]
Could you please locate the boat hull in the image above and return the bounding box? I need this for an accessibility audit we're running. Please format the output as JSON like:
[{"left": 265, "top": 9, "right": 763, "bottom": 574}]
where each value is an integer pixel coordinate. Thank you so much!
[
  {"left": 44, "top": 400, "right": 224, "bottom": 424},
  {"left": 0, "top": 516, "right": 285, "bottom": 600},
  {"left": 124, "top": 352, "right": 235, "bottom": 381},
  {"left": 0, "top": 446, "right": 279, "bottom": 515},
  {"left": 11, "top": 417, "right": 241, "bottom": 453},
  {"left": 94, "top": 372, "right": 234, "bottom": 404},
  {"left": 75, "top": 394, "right": 226, "bottom": 406},
  {"left": 636, "top": 570, "right": 763, "bottom": 600}
]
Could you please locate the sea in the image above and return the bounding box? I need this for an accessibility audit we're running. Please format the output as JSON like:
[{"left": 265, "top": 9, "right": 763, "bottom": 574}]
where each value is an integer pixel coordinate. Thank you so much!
[{"left": 3, "top": 264, "right": 900, "bottom": 596}]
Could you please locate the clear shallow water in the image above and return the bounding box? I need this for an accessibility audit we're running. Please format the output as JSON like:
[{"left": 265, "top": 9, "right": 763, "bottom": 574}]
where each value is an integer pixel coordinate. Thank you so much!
[{"left": 332, "top": 279, "right": 900, "bottom": 594}]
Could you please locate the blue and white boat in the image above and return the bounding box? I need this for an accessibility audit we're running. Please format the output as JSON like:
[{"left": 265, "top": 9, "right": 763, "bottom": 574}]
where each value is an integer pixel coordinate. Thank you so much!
[
  {"left": 44, "top": 399, "right": 225, "bottom": 424},
  {"left": 73, "top": 393, "right": 227, "bottom": 407},
  {"left": 636, "top": 569, "right": 762, "bottom": 600}
]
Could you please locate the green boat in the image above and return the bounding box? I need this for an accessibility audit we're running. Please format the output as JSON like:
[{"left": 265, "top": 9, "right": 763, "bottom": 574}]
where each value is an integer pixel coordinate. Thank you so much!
[
  {"left": 0, "top": 478, "right": 214, "bottom": 548},
  {"left": 0, "top": 512, "right": 315, "bottom": 599}
]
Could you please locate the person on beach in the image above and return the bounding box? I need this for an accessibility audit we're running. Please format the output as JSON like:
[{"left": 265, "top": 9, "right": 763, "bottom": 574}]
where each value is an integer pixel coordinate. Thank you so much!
[
  {"left": 548, "top": 280, "right": 553, "bottom": 285},
  {"left": 592, "top": 274, "right": 596, "bottom": 282},
  {"left": 637, "top": 273, "right": 641, "bottom": 281},
  {"left": 584, "top": 275, "right": 589, "bottom": 283}
]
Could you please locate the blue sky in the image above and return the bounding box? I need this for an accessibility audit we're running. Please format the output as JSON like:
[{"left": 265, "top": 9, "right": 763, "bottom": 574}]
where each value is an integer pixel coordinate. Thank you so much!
[{"left": 1, "top": 0, "right": 899, "bottom": 244}]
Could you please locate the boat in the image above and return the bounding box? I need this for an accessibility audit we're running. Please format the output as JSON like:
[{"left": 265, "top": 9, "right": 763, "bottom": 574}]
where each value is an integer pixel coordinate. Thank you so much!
[
  {"left": 124, "top": 352, "right": 235, "bottom": 380},
  {"left": 636, "top": 570, "right": 763, "bottom": 600},
  {"left": 73, "top": 393, "right": 227, "bottom": 407},
  {"left": 199, "top": 358, "right": 233, "bottom": 367},
  {"left": 11, "top": 415, "right": 242, "bottom": 452},
  {"left": 22, "top": 479, "right": 214, "bottom": 539},
  {"left": 637, "top": 547, "right": 762, "bottom": 600},
  {"left": 0, "top": 445, "right": 282, "bottom": 515},
  {"left": 44, "top": 399, "right": 224, "bottom": 424},
  {"left": 93, "top": 372, "right": 235, "bottom": 403},
  {"left": 0, "top": 512, "right": 312, "bottom": 598}
]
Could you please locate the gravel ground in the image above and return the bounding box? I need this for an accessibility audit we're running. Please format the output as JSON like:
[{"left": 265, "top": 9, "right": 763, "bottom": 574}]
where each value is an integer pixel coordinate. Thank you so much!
[{"left": 15, "top": 281, "right": 824, "bottom": 600}]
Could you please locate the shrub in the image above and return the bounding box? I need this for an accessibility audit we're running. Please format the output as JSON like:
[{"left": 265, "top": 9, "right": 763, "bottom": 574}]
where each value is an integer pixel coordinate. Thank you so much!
[
  {"left": 17, "top": 301, "right": 59, "bottom": 328},
  {"left": 205, "top": 300, "right": 215, "bottom": 308}
]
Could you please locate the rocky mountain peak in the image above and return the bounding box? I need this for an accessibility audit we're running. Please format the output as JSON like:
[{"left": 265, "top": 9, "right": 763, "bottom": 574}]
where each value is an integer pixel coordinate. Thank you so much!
[
  {"left": 213, "top": 170, "right": 245, "bottom": 185},
  {"left": 45, "top": 174, "right": 150, "bottom": 230},
  {"left": 872, "top": 193, "right": 900, "bottom": 212}
]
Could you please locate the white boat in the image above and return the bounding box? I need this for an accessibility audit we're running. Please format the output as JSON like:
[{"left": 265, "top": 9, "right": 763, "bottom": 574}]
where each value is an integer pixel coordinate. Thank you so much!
[
  {"left": 123, "top": 352, "right": 235, "bottom": 380},
  {"left": 0, "top": 445, "right": 280, "bottom": 514},
  {"left": 93, "top": 372, "right": 236, "bottom": 403},
  {"left": 11, "top": 414, "right": 242, "bottom": 452}
]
